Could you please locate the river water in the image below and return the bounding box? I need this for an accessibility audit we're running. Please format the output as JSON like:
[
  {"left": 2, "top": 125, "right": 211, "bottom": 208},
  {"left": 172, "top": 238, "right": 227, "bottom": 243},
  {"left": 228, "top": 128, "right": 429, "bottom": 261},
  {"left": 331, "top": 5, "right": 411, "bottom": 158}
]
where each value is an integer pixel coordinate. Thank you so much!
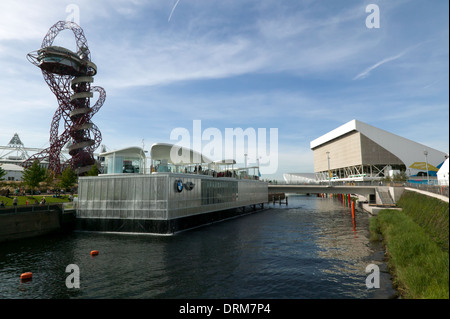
[{"left": 0, "top": 195, "right": 395, "bottom": 299}]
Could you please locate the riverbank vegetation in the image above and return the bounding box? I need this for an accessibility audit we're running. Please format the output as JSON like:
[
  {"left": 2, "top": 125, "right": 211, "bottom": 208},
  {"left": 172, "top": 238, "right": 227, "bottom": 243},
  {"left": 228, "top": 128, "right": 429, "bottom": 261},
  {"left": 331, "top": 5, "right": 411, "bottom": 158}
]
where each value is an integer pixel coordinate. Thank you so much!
[
  {"left": 0, "top": 161, "right": 82, "bottom": 208},
  {"left": 0, "top": 162, "right": 99, "bottom": 199},
  {"left": 370, "top": 191, "right": 449, "bottom": 299}
]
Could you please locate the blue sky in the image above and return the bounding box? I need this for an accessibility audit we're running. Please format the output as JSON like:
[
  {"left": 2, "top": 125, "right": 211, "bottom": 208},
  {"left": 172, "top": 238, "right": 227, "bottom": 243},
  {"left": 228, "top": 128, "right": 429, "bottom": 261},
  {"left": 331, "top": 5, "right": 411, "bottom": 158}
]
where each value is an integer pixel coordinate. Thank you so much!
[{"left": 0, "top": 0, "right": 448, "bottom": 179}]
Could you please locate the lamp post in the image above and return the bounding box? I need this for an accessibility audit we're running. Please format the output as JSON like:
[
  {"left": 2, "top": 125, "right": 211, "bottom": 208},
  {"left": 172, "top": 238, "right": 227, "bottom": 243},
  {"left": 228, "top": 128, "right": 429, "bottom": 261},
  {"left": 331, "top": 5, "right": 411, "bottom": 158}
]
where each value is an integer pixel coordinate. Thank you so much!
[
  {"left": 424, "top": 150, "right": 430, "bottom": 186},
  {"left": 244, "top": 153, "right": 248, "bottom": 175},
  {"left": 326, "top": 151, "right": 331, "bottom": 185}
]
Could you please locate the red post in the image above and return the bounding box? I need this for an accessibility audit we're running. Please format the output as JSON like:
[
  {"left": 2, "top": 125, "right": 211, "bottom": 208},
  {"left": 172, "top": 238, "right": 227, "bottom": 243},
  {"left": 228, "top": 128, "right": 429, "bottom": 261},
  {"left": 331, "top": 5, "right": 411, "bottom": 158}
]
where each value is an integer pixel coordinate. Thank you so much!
[
  {"left": 351, "top": 200, "right": 355, "bottom": 218},
  {"left": 351, "top": 200, "right": 356, "bottom": 231}
]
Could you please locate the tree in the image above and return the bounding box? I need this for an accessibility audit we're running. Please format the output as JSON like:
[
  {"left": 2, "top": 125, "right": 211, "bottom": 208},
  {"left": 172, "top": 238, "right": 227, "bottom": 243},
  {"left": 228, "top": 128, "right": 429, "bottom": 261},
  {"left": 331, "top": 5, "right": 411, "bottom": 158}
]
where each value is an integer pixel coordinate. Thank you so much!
[
  {"left": 22, "top": 160, "right": 47, "bottom": 193},
  {"left": 85, "top": 164, "right": 99, "bottom": 176},
  {"left": 60, "top": 166, "right": 78, "bottom": 190},
  {"left": 382, "top": 175, "right": 391, "bottom": 183},
  {"left": 392, "top": 171, "right": 408, "bottom": 183},
  {"left": 0, "top": 164, "right": 6, "bottom": 181},
  {"left": 44, "top": 169, "right": 56, "bottom": 190}
]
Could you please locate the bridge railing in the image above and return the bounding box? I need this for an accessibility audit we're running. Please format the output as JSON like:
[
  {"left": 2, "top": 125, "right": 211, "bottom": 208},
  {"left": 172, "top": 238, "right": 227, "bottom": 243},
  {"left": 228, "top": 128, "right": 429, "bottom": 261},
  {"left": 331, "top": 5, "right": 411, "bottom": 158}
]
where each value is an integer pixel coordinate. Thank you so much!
[
  {"left": 270, "top": 181, "right": 449, "bottom": 198},
  {"left": 404, "top": 183, "right": 449, "bottom": 198}
]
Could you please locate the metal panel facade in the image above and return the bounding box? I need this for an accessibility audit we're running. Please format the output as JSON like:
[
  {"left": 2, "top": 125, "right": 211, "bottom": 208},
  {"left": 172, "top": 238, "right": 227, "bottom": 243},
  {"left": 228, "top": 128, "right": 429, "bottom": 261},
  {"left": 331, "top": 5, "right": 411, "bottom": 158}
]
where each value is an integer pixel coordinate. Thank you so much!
[
  {"left": 313, "top": 131, "right": 363, "bottom": 172},
  {"left": 77, "top": 173, "right": 268, "bottom": 221}
]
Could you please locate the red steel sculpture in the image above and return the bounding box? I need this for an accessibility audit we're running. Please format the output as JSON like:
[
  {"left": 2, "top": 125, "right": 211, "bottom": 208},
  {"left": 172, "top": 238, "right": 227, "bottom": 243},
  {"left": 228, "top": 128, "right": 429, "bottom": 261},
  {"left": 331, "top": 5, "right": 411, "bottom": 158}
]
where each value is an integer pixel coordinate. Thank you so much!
[{"left": 25, "top": 21, "right": 105, "bottom": 175}]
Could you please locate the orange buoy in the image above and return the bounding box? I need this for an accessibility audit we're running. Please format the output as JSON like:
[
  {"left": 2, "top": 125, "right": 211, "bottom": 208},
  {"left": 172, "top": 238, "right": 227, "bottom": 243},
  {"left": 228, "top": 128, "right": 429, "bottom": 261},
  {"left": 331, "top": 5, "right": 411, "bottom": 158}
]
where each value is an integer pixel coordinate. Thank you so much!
[
  {"left": 20, "top": 272, "right": 33, "bottom": 280},
  {"left": 90, "top": 250, "right": 99, "bottom": 256}
]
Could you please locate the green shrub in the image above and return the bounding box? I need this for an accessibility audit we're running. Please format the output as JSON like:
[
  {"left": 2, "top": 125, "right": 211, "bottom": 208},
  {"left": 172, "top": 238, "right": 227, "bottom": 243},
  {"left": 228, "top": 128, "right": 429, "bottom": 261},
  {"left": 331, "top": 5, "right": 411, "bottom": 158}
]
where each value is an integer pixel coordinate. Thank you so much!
[{"left": 377, "top": 209, "right": 449, "bottom": 299}]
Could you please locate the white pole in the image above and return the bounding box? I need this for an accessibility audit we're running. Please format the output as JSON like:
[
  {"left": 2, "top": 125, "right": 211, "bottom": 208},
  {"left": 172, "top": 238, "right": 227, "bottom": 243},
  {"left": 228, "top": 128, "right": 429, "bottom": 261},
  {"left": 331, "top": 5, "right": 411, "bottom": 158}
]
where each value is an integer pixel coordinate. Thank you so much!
[
  {"left": 113, "top": 152, "right": 115, "bottom": 174},
  {"left": 244, "top": 153, "right": 248, "bottom": 175},
  {"left": 424, "top": 150, "right": 430, "bottom": 185},
  {"left": 326, "top": 151, "right": 331, "bottom": 185}
]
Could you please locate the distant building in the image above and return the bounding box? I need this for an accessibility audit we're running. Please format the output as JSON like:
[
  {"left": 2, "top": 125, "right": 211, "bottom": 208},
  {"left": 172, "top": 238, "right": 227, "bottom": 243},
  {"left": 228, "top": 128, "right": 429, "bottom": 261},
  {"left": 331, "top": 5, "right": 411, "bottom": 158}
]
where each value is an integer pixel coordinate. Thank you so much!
[
  {"left": 0, "top": 133, "right": 102, "bottom": 172},
  {"left": 0, "top": 133, "right": 55, "bottom": 168},
  {"left": 0, "top": 163, "right": 24, "bottom": 181},
  {"left": 0, "top": 133, "right": 30, "bottom": 166},
  {"left": 437, "top": 157, "right": 449, "bottom": 186},
  {"left": 310, "top": 119, "right": 447, "bottom": 184}
]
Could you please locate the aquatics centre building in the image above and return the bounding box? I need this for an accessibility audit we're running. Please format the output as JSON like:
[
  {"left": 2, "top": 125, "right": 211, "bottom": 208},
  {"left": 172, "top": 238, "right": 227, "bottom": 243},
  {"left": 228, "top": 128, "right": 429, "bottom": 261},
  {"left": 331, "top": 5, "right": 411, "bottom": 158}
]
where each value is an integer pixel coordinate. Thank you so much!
[{"left": 310, "top": 119, "right": 448, "bottom": 184}]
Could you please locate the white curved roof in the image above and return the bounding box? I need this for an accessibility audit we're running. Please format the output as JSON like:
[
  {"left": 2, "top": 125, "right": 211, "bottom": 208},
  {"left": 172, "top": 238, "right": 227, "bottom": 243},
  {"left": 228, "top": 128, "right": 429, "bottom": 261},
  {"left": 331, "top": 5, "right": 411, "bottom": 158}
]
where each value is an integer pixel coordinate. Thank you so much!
[
  {"left": 150, "top": 143, "right": 212, "bottom": 164},
  {"left": 99, "top": 146, "right": 145, "bottom": 158}
]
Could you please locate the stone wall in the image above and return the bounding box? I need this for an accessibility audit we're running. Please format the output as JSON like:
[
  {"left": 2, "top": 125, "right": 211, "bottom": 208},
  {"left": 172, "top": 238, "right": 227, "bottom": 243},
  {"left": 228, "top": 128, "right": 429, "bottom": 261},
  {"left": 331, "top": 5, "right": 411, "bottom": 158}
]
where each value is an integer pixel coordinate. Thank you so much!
[{"left": 0, "top": 207, "right": 63, "bottom": 243}]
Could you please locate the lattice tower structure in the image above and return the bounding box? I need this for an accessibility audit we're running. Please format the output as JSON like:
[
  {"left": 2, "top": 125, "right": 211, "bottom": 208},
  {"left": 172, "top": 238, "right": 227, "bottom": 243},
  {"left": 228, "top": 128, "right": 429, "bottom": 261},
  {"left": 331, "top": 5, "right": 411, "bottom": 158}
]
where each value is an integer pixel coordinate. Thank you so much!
[{"left": 25, "top": 21, "right": 105, "bottom": 175}]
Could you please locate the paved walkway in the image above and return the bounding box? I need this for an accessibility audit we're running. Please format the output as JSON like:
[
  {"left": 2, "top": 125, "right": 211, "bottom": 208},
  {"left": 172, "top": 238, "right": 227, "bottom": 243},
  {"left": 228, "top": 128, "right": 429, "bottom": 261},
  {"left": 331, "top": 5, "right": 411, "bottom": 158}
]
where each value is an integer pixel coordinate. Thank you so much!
[{"left": 405, "top": 187, "right": 449, "bottom": 203}]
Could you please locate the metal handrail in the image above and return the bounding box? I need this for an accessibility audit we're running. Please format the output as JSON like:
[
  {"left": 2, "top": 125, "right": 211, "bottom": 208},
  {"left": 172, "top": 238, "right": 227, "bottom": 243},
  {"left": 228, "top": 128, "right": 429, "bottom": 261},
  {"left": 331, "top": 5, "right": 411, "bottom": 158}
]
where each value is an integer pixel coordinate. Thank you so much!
[{"left": 0, "top": 203, "right": 63, "bottom": 214}]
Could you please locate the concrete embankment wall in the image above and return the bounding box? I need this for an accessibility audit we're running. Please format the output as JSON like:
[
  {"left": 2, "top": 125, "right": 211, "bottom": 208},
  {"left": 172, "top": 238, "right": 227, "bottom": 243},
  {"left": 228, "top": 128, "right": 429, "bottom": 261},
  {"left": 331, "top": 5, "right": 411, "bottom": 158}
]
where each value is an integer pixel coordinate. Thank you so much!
[{"left": 0, "top": 205, "right": 75, "bottom": 243}]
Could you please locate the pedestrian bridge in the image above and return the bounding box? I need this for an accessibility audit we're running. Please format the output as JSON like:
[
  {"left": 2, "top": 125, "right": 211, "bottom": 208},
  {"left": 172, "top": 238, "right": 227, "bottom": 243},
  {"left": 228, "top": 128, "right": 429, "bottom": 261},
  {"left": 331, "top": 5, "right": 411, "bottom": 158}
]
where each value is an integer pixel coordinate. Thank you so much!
[
  {"left": 268, "top": 184, "right": 406, "bottom": 207},
  {"left": 268, "top": 184, "right": 377, "bottom": 197}
]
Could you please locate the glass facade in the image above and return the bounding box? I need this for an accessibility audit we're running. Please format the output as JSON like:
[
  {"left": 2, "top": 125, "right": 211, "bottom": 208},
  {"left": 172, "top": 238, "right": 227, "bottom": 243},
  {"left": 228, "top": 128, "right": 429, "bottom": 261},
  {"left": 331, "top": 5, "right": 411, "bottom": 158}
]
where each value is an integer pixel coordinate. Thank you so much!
[
  {"left": 77, "top": 173, "right": 268, "bottom": 221},
  {"left": 201, "top": 179, "right": 238, "bottom": 205},
  {"left": 104, "top": 156, "right": 142, "bottom": 174}
]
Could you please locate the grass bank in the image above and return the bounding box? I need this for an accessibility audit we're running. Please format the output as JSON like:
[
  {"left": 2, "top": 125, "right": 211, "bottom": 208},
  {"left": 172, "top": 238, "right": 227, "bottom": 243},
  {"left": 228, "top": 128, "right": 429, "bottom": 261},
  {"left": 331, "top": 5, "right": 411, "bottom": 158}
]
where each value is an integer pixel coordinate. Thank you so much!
[
  {"left": 370, "top": 191, "right": 449, "bottom": 299},
  {"left": 397, "top": 191, "right": 449, "bottom": 251}
]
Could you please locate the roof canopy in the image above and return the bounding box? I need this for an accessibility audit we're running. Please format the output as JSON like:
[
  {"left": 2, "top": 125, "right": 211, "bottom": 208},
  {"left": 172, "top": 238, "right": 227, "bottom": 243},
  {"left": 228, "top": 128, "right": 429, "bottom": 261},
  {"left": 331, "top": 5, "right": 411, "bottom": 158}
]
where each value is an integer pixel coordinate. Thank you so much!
[
  {"left": 99, "top": 146, "right": 146, "bottom": 158},
  {"left": 409, "top": 162, "right": 439, "bottom": 172},
  {"left": 150, "top": 143, "right": 212, "bottom": 164}
]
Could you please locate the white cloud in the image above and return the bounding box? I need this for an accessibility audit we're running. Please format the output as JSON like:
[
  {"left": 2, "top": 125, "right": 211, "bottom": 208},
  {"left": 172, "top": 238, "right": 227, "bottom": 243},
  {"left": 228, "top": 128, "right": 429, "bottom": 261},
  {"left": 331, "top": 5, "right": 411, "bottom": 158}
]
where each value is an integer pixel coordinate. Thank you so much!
[
  {"left": 168, "top": 0, "right": 181, "bottom": 22},
  {"left": 353, "top": 52, "right": 406, "bottom": 80},
  {"left": 353, "top": 41, "right": 432, "bottom": 80},
  {"left": 0, "top": 0, "right": 447, "bottom": 179},
  {"left": 87, "top": 0, "right": 379, "bottom": 89}
]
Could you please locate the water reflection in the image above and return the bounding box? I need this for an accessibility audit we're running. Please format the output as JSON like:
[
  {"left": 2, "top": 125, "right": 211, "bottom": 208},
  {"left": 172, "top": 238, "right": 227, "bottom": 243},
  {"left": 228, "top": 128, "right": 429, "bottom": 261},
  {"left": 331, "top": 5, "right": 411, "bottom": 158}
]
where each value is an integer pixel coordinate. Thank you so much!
[{"left": 0, "top": 195, "right": 394, "bottom": 299}]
